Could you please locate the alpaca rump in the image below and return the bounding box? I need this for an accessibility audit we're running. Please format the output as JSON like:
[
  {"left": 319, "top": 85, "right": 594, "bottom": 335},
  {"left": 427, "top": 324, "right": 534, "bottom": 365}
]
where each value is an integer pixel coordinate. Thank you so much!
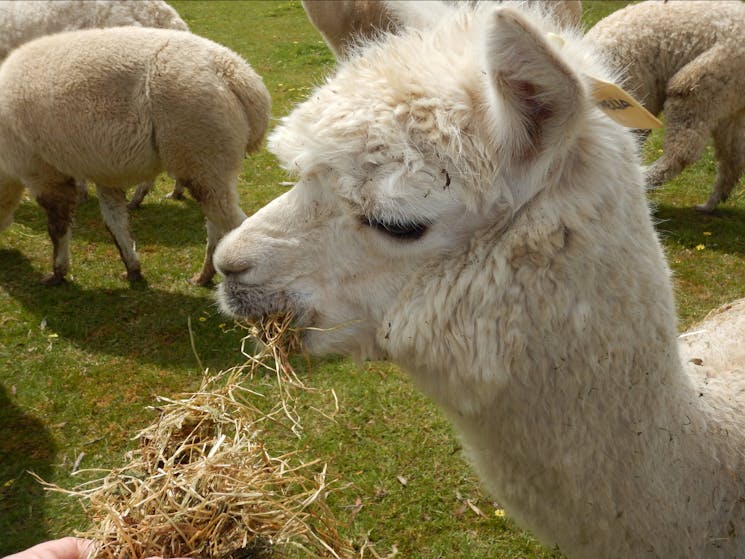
[
  {"left": 214, "top": 1, "right": 745, "bottom": 557},
  {"left": 35, "top": 319, "right": 367, "bottom": 559},
  {"left": 585, "top": 0, "right": 745, "bottom": 212},
  {"left": 0, "top": 26, "right": 270, "bottom": 285}
]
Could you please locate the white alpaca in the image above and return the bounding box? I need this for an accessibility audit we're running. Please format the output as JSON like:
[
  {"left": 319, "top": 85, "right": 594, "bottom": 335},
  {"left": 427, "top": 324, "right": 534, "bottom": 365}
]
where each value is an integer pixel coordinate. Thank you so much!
[
  {"left": 585, "top": 0, "right": 745, "bottom": 212},
  {"left": 214, "top": 1, "right": 745, "bottom": 557},
  {"left": 0, "top": 26, "right": 270, "bottom": 285},
  {"left": 0, "top": 0, "right": 191, "bottom": 208},
  {"left": 302, "top": 0, "right": 582, "bottom": 59}
]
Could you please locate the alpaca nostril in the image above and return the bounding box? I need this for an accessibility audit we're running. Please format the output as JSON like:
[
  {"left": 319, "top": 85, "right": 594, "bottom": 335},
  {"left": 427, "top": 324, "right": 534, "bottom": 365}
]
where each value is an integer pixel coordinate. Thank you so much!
[
  {"left": 216, "top": 257, "right": 252, "bottom": 277},
  {"left": 213, "top": 246, "right": 253, "bottom": 277}
]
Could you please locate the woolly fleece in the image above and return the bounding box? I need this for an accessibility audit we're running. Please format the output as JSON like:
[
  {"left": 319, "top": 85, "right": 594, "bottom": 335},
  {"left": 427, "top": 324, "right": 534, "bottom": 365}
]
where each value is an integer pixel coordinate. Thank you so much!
[{"left": 0, "top": 26, "right": 270, "bottom": 284}]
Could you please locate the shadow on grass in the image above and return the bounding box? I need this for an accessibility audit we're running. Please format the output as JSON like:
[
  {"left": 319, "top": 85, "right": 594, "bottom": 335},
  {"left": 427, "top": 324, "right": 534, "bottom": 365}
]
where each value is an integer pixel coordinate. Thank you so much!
[
  {"left": 0, "top": 384, "right": 55, "bottom": 555},
  {"left": 651, "top": 203, "right": 745, "bottom": 255},
  {"left": 0, "top": 250, "right": 245, "bottom": 371}
]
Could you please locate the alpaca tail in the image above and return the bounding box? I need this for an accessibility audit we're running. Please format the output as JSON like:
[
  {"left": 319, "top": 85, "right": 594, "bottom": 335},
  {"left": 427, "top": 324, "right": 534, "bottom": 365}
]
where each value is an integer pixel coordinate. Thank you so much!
[
  {"left": 0, "top": 181, "right": 24, "bottom": 232},
  {"left": 219, "top": 53, "right": 271, "bottom": 155}
]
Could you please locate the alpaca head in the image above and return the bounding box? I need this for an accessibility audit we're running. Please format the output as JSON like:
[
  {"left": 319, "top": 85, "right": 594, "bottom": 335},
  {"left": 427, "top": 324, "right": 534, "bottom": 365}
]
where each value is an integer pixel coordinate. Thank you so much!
[{"left": 215, "top": 2, "right": 626, "bottom": 361}]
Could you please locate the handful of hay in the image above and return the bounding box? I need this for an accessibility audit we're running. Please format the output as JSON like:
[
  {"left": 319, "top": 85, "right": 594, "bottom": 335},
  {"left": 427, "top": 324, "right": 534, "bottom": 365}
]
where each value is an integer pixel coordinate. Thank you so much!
[{"left": 38, "top": 316, "right": 362, "bottom": 559}]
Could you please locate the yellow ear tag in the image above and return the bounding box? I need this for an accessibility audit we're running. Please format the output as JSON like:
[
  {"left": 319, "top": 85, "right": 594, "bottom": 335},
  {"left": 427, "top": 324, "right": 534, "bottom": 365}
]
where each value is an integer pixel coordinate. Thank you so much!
[
  {"left": 545, "top": 33, "right": 662, "bottom": 130},
  {"left": 587, "top": 76, "right": 663, "bottom": 130}
]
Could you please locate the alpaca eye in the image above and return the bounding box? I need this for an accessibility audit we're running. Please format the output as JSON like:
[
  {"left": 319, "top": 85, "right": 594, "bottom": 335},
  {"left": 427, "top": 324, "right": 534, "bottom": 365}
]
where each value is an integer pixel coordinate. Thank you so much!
[{"left": 362, "top": 216, "right": 428, "bottom": 240}]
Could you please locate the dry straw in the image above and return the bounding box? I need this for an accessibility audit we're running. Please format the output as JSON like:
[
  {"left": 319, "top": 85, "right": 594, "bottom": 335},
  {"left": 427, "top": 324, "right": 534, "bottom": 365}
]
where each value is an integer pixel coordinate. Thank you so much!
[{"left": 36, "top": 316, "right": 373, "bottom": 559}]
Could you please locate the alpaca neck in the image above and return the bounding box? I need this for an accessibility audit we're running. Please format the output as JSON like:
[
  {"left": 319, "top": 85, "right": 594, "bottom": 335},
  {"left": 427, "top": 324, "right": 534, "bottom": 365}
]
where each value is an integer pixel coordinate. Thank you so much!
[
  {"left": 451, "top": 329, "right": 745, "bottom": 552},
  {"left": 384, "top": 171, "right": 745, "bottom": 556}
]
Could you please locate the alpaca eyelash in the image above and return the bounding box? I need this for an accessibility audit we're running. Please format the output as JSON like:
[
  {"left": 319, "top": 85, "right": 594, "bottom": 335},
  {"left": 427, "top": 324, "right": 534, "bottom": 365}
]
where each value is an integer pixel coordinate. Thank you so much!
[{"left": 361, "top": 216, "right": 428, "bottom": 240}]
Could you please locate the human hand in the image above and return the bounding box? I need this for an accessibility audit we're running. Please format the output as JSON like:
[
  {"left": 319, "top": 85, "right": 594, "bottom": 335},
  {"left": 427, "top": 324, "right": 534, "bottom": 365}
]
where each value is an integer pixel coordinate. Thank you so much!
[{"left": 3, "top": 538, "right": 93, "bottom": 559}]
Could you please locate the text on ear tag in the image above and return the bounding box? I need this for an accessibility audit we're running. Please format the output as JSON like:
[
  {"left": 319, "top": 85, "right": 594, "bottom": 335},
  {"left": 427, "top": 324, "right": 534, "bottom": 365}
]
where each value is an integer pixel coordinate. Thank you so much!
[{"left": 588, "top": 76, "right": 662, "bottom": 130}]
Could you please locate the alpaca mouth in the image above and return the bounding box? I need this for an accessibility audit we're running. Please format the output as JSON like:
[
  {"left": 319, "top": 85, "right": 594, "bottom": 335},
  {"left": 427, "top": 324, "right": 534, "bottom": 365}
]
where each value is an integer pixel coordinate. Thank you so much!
[
  {"left": 216, "top": 279, "right": 350, "bottom": 357},
  {"left": 216, "top": 279, "right": 306, "bottom": 325}
]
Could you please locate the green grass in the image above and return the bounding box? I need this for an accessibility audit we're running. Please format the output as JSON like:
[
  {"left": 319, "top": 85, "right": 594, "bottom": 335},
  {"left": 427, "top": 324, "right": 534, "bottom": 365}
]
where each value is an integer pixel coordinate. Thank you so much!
[{"left": 1, "top": 1, "right": 744, "bottom": 557}]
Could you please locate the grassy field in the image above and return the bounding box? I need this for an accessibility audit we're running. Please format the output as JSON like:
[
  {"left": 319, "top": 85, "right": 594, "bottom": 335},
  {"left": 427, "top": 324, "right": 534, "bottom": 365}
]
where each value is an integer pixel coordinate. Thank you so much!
[{"left": 2, "top": 1, "right": 745, "bottom": 557}]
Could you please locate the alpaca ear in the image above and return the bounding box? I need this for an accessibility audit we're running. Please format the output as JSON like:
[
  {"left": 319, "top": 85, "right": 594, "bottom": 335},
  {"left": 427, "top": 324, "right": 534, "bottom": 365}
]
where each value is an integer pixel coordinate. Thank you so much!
[
  {"left": 301, "top": 0, "right": 396, "bottom": 60},
  {"left": 483, "top": 8, "right": 584, "bottom": 165}
]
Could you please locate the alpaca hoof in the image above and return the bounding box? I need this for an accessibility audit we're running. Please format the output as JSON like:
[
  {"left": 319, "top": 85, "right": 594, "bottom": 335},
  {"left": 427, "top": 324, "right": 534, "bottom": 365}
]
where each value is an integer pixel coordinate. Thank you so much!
[
  {"left": 42, "top": 272, "right": 66, "bottom": 286},
  {"left": 126, "top": 200, "right": 143, "bottom": 211},
  {"left": 642, "top": 168, "right": 665, "bottom": 191},
  {"left": 694, "top": 203, "right": 716, "bottom": 214},
  {"left": 124, "top": 269, "right": 144, "bottom": 282}
]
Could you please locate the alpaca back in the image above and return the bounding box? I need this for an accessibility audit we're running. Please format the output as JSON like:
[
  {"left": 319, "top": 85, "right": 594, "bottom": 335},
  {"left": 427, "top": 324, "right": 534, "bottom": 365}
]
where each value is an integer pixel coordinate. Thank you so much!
[
  {"left": 586, "top": 0, "right": 745, "bottom": 115},
  {"left": 0, "top": 27, "right": 268, "bottom": 187},
  {"left": 0, "top": 27, "right": 157, "bottom": 185},
  {"left": 679, "top": 299, "right": 745, "bottom": 435},
  {"left": 0, "top": 0, "right": 187, "bottom": 61}
]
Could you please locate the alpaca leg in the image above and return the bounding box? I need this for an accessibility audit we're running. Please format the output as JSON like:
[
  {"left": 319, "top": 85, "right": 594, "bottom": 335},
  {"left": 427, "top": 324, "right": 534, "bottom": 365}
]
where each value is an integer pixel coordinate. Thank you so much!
[
  {"left": 644, "top": 125, "right": 709, "bottom": 190},
  {"left": 32, "top": 178, "right": 78, "bottom": 285},
  {"left": 191, "top": 209, "right": 246, "bottom": 286},
  {"left": 129, "top": 177, "right": 187, "bottom": 209},
  {"left": 193, "top": 219, "right": 221, "bottom": 286},
  {"left": 646, "top": 45, "right": 732, "bottom": 190},
  {"left": 75, "top": 178, "right": 89, "bottom": 204},
  {"left": 165, "top": 178, "right": 186, "bottom": 201},
  {"left": 696, "top": 118, "right": 745, "bottom": 213},
  {"left": 127, "top": 181, "right": 154, "bottom": 210},
  {"left": 0, "top": 181, "right": 25, "bottom": 232},
  {"left": 97, "top": 185, "right": 143, "bottom": 282},
  {"left": 182, "top": 179, "right": 246, "bottom": 286}
]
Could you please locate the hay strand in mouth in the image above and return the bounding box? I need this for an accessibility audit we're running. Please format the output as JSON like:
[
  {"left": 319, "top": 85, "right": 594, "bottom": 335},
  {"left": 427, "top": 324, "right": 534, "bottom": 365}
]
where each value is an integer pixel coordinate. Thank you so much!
[
  {"left": 235, "top": 314, "right": 310, "bottom": 437},
  {"left": 35, "top": 315, "right": 363, "bottom": 559}
]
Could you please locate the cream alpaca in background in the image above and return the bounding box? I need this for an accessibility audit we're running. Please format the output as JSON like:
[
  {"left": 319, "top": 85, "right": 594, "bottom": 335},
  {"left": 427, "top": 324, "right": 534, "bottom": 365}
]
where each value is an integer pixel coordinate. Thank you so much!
[
  {"left": 0, "top": 26, "right": 270, "bottom": 285},
  {"left": 586, "top": 0, "right": 745, "bottom": 212},
  {"left": 215, "top": 1, "right": 745, "bottom": 557},
  {"left": 0, "top": 0, "right": 191, "bottom": 208}
]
